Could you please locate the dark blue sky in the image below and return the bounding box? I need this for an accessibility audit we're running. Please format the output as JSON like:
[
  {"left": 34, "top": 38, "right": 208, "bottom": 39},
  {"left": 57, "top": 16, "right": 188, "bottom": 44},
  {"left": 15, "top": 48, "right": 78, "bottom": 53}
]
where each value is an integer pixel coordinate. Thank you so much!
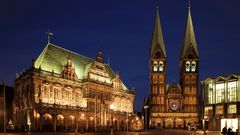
[{"left": 1, "top": 0, "right": 240, "bottom": 111}]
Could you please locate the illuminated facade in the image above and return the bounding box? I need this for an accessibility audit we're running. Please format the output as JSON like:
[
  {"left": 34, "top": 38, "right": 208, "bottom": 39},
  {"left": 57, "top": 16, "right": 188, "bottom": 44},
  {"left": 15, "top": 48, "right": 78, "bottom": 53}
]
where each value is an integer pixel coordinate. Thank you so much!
[
  {"left": 13, "top": 43, "right": 136, "bottom": 132},
  {"left": 201, "top": 74, "right": 240, "bottom": 131},
  {"left": 149, "top": 7, "right": 199, "bottom": 128}
]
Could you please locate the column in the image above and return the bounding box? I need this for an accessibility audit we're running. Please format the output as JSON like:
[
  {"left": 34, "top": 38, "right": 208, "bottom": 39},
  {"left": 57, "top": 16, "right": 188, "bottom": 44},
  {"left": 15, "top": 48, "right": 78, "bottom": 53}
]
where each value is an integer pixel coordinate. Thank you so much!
[
  {"left": 86, "top": 119, "right": 88, "bottom": 131},
  {"left": 65, "top": 116, "right": 68, "bottom": 132},
  {"left": 117, "top": 120, "right": 119, "bottom": 131},
  {"left": 53, "top": 114, "right": 56, "bottom": 133}
]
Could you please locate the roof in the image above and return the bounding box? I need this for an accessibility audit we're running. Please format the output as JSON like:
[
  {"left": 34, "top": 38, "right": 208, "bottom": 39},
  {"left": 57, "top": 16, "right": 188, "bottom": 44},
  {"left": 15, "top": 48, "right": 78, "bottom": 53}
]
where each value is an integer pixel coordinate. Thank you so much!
[
  {"left": 34, "top": 43, "right": 129, "bottom": 91},
  {"left": 150, "top": 8, "right": 166, "bottom": 58},
  {"left": 180, "top": 8, "right": 199, "bottom": 59},
  {"left": 201, "top": 73, "right": 240, "bottom": 83}
]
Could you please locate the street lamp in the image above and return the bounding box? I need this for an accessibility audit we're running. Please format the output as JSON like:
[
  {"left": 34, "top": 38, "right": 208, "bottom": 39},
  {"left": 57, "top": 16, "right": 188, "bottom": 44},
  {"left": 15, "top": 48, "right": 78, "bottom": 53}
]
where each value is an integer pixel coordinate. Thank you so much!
[
  {"left": 144, "top": 105, "right": 149, "bottom": 130},
  {"left": 203, "top": 116, "right": 207, "bottom": 134},
  {"left": 110, "top": 104, "right": 115, "bottom": 135}
]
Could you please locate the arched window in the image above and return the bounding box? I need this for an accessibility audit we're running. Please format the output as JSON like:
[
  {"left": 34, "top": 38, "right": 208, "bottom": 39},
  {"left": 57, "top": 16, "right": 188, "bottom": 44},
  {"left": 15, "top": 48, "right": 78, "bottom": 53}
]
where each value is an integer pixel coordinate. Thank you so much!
[
  {"left": 185, "top": 61, "right": 190, "bottom": 72},
  {"left": 153, "top": 61, "right": 158, "bottom": 72},
  {"left": 153, "top": 65, "right": 158, "bottom": 72},
  {"left": 159, "top": 61, "right": 164, "bottom": 71},
  {"left": 191, "top": 61, "right": 196, "bottom": 72}
]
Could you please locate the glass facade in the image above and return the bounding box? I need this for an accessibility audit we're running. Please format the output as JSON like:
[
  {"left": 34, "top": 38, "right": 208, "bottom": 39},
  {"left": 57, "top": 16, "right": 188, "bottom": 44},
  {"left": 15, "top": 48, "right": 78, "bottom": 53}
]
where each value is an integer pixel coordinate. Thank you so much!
[
  {"left": 204, "top": 80, "right": 238, "bottom": 104},
  {"left": 202, "top": 74, "right": 240, "bottom": 131},
  {"left": 216, "top": 83, "right": 224, "bottom": 103},
  {"left": 228, "top": 81, "right": 237, "bottom": 102}
]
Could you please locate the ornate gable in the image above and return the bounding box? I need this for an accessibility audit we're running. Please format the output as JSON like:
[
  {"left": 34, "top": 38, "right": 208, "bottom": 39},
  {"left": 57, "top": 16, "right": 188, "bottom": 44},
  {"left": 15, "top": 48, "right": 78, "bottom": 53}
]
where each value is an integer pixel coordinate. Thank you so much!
[
  {"left": 88, "top": 51, "right": 111, "bottom": 84},
  {"left": 113, "top": 72, "right": 123, "bottom": 91},
  {"left": 61, "top": 54, "right": 78, "bottom": 81},
  {"left": 167, "top": 82, "right": 182, "bottom": 95}
]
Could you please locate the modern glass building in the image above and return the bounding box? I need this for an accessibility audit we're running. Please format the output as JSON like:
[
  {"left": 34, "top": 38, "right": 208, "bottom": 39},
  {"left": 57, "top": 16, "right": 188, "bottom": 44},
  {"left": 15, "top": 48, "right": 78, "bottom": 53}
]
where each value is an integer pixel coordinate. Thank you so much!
[{"left": 201, "top": 74, "right": 240, "bottom": 131}]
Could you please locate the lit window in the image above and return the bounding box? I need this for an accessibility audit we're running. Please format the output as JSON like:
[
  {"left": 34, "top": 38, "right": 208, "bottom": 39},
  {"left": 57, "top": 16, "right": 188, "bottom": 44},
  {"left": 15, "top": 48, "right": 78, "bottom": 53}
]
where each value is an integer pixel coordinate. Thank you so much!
[
  {"left": 208, "top": 83, "right": 213, "bottom": 104},
  {"left": 153, "top": 65, "right": 158, "bottom": 72},
  {"left": 185, "top": 61, "right": 190, "bottom": 72},
  {"left": 216, "top": 83, "right": 225, "bottom": 103},
  {"left": 228, "top": 81, "right": 237, "bottom": 102},
  {"left": 191, "top": 61, "right": 196, "bottom": 72},
  {"left": 216, "top": 106, "right": 224, "bottom": 114},
  {"left": 159, "top": 61, "right": 164, "bottom": 72},
  {"left": 204, "top": 106, "right": 212, "bottom": 116},
  {"left": 228, "top": 105, "right": 236, "bottom": 114}
]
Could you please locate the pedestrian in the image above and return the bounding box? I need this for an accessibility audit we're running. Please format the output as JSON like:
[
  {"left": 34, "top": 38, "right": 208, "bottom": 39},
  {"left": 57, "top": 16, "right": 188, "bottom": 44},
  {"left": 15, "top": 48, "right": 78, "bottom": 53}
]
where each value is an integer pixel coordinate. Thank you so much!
[
  {"left": 227, "top": 127, "right": 233, "bottom": 135},
  {"left": 222, "top": 126, "right": 227, "bottom": 135}
]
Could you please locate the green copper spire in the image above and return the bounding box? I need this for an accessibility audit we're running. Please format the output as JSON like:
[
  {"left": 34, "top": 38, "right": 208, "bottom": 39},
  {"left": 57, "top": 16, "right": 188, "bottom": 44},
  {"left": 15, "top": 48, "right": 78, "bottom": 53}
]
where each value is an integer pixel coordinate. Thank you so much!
[
  {"left": 150, "top": 7, "right": 166, "bottom": 58},
  {"left": 180, "top": 6, "right": 199, "bottom": 59}
]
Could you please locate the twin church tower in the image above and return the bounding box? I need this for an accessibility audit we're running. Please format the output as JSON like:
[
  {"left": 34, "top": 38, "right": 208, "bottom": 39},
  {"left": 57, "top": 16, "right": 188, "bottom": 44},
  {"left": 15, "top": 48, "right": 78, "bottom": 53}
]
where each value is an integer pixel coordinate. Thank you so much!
[{"left": 149, "top": 4, "right": 199, "bottom": 128}]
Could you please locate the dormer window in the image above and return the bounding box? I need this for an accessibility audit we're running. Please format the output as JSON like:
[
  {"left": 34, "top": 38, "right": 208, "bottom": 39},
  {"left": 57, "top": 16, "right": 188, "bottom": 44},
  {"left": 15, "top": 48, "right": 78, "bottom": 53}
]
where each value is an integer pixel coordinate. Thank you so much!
[
  {"left": 191, "top": 61, "right": 196, "bottom": 72},
  {"left": 185, "top": 61, "right": 190, "bottom": 72},
  {"left": 159, "top": 61, "right": 164, "bottom": 72}
]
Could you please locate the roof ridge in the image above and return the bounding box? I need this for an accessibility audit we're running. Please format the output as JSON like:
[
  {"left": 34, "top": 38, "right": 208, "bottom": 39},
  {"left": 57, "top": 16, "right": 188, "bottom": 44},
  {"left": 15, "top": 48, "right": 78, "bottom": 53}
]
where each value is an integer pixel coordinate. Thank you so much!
[{"left": 48, "top": 43, "right": 94, "bottom": 62}]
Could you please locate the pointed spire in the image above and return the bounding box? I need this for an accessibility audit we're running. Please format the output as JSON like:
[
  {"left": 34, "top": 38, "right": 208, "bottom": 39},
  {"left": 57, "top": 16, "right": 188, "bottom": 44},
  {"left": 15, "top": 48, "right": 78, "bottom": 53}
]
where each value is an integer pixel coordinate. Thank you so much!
[
  {"left": 180, "top": 4, "right": 199, "bottom": 59},
  {"left": 150, "top": 7, "right": 166, "bottom": 58}
]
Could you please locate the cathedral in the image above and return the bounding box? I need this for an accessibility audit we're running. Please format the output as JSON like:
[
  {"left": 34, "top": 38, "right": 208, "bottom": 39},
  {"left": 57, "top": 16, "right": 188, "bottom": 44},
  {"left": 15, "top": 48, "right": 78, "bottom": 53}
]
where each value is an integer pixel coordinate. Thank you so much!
[
  {"left": 13, "top": 42, "right": 138, "bottom": 132},
  {"left": 149, "top": 6, "right": 199, "bottom": 128}
]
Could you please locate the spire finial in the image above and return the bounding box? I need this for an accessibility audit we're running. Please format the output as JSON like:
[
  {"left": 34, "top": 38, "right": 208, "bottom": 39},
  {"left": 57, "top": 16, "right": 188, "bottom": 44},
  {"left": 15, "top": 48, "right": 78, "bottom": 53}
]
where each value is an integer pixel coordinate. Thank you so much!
[
  {"left": 188, "top": 0, "right": 191, "bottom": 9},
  {"left": 45, "top": 30, "right": 53, "bottom": 44},
  {"left": 154, "top": 0, "right": 160, "bottom": 9}
]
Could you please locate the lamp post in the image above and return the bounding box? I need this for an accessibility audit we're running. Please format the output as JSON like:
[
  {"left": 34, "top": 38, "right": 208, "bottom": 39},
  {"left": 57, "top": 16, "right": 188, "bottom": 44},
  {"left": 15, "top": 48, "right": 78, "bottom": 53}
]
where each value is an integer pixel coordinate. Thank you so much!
[
  {"left": 110, "top": 104, "right": 115, "bottom": 135},
  {"left": 203, "top": 116, "right": 207, "bottom": 134},
  {"left": 144, "top": 105, "right": 149, "bottom": 130}
]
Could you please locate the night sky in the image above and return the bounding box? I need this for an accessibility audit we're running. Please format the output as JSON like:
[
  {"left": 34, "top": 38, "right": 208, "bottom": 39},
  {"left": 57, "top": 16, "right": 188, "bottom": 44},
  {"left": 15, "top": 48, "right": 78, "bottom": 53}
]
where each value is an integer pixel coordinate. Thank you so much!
[{"left": 0, "top": 0, "right": 240, "bottom": 111}]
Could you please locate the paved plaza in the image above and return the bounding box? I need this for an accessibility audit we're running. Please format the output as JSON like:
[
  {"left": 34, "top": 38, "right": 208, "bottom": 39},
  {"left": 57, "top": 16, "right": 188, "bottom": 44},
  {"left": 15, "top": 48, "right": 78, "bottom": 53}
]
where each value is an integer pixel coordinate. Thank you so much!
[{"left": 0, "top": 129, "right": 224, "bottom": 135}]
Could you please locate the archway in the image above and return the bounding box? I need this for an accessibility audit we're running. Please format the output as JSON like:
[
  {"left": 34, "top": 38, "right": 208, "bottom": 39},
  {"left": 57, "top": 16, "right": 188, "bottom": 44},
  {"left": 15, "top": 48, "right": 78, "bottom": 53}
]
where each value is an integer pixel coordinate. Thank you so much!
[
  {"left": 175, "top": 118, "right": 184, "bottom": 128},
  {"left": 164, "top": 118, "right": 173, "bottom": 128},
  {"left": 42, "top": 113, "right": 53, "bottom": 131},
  {"left": 56, "top": 114, "right": 64, "bottom": 131},
  {"left": 68, "top": 115, "right": 75, "bottom": 131},
  {"left": 119, "top": 119, "right": 124, "bottom": 131},
  {"left": 156, "top": 119, "right": 163, "bottom": 128}
]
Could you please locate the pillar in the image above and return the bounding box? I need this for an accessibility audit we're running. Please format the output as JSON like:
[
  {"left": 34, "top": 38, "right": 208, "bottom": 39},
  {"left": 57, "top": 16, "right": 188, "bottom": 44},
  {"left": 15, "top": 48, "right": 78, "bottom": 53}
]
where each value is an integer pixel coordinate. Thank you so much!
[
  {"left": 117, "top": 120, "right": 119, "bottom": 131},
  {"left": 86, "top": 119, "right": 88, "bottom": 131},
  {"left": 53, "top": 115, "right": 56, "bottom": 133},
  {"left": 65, "top": 116, "right": 68, "bottom": 132}
]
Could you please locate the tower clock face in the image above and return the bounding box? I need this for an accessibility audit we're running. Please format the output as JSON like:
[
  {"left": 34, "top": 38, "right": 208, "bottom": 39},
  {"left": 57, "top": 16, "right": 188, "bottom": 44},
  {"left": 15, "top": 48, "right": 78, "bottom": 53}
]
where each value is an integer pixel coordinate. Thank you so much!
[{"left": 169, "top": 100, "right": 180, "bottom": 111}]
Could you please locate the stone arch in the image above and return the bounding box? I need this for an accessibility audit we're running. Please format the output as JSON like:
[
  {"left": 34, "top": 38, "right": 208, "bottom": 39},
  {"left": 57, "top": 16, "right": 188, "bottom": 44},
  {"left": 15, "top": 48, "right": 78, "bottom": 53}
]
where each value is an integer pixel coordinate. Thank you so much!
[
  {"left": 164, "top": 118, "right": 173, "bottom": 128},
  {"left": 56, "top": 114, "right": 64, "bottom": 131},
  {"left": 186, "top": 118, "right": 194, "bottom": 127},
  {"left": 156, "top": 119, "right": 163, "bottom": 128},
  {"left": 67, "top": 115, "right": 75, "bottom": 131},
  {"left": 113, "top": 118, "right": 118, "bottom": 130},
  {"left": 42, "top": 113, "right": 53, "bottom": 131},
  {"left": 119, "top": 119, "right": 125, "bottom": 131},
  {"left": 175, "top": 118, "right": 184, "bottom": 128}
]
